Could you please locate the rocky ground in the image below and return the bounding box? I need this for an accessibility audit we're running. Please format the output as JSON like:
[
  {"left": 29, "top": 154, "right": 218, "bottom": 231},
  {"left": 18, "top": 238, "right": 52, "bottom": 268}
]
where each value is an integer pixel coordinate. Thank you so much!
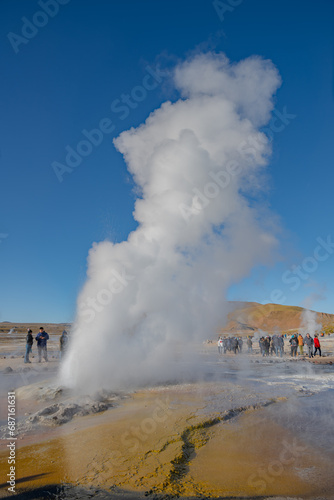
[{"left": 1, "top": 339, "right": 334, "bottom": 500}]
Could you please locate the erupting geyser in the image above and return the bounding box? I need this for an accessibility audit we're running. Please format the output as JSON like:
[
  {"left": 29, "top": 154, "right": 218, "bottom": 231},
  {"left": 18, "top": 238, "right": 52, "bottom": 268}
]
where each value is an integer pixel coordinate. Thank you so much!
[{"left": 60, "top": 52, "right": 282, "bottom": 393}]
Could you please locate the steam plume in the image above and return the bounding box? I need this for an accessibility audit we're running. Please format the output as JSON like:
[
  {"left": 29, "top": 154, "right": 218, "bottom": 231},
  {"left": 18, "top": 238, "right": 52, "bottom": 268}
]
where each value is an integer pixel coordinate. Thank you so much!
[
  {"left": 300, "top": 309, "right": 322, "bottom": 337},
  {"left": 60, "top": 53, "right": 281, "bottom": 392}
]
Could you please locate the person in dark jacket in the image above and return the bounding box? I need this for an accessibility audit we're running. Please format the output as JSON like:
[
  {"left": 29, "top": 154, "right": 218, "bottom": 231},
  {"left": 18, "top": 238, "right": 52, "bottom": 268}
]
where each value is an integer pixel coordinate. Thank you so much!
[
  {"left": 263, "top": 337, "right": 270, "bottom": 356},
  {"left": 60, "top": 330, "right": 69, "bottom": 359},
  {"left": 272, "top": 335, "right": 283, "bottom": 357},
  {"left": 313, "top": 334, "right": 321, "bottom": 356},
  {"left": 289, "top": 334, "right": 298, "bottom": 357},
  {"left": 24, "top": 329, "right": 33, "bottom": 363},
  {"left": 35, "top": 327, "right": 49, "bottom": 362},
  {"left": 231, "top": 337, "right": 238, "bottom": 354},
  {"left": 270, "top": 338, "right": 275, "bottom": 356},
  {"left": 247, "top": 337, "right": 253, "bottom": 353},
  {"left": 304, "top": 333, "right": 314, "bottom": 358}
]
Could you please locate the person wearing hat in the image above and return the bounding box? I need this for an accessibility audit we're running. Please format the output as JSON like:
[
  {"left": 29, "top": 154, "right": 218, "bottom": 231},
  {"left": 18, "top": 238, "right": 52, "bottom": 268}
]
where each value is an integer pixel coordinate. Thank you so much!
[
  {"left": 289, "top": 334, "right": 298, "bottom": 357},
  {"left": 24, "top": 329, "right": 33, "bottom": 363}
]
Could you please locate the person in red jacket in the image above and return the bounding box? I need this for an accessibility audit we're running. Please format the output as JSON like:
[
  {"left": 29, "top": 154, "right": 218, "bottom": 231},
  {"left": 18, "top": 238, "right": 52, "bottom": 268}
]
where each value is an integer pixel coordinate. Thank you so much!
[{"left": 314, "top": 334, "right": 321, "bottom": 357}]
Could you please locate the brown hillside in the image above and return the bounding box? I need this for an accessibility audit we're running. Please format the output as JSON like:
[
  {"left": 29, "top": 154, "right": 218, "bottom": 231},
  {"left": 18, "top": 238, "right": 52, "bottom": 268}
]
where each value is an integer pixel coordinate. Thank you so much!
[{"left": 221, "top": 302, "right": 334, "bottom": 335}]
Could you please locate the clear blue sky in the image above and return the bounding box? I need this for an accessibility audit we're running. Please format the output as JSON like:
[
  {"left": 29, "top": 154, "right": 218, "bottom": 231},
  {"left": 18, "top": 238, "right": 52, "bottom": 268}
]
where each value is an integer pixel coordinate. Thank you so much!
[{"left": 0, "top": 0, "right": 333, "bottom": 322}]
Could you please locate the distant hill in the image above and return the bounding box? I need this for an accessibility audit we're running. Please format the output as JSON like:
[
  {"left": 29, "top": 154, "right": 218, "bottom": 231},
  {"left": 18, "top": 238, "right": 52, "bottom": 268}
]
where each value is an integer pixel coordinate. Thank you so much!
[
  {"left": 0, "top": 322, "right": 71, "bottom": 335},
  {"left": 1, "top": 305, "right": 334, "bottom": 338},
  {"left": 220, "top": 302, "right": 334, "bottom": 335}
]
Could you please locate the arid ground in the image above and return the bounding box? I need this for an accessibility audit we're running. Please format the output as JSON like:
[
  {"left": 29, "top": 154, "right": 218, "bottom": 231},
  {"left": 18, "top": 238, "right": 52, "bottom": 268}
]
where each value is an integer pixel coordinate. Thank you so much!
[{"left": 1, "top": 326, "right": 334, "bottom": 500}]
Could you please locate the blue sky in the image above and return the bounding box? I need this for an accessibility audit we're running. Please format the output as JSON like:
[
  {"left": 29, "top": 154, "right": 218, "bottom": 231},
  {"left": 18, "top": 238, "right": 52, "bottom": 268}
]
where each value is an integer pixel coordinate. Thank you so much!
[{"left": 0, "top": 0, "right": 333, "bottom": 322}]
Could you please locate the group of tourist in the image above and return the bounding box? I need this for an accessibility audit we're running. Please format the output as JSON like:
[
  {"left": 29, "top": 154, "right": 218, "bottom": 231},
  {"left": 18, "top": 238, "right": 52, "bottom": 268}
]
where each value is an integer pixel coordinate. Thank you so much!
[
  {"left": 24, "top": 327, "right": 69, "bottom": 363},
  {"left": 259, "top": 334, "right": 285, "bottom": 357},
  {"left": 288, "top": 332, "right": 321, "bottom": 358},
  {"left": 217, "top": 336, "right": 252, "bottom": 354},
  {"left": 218, "top": 332, "right": 322, "bottom": 358}
]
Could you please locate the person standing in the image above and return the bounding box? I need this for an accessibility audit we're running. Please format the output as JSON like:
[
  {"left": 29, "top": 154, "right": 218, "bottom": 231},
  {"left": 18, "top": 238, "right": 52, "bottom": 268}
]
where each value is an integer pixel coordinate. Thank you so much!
[
  {"left": 298, "top": 333, "right": 304, "bottom": 355},
  {"left": 24, "top": 329, "right": 33, "bottom": 363},
  {"left": 270, "top": 337, "right": 275, "bottom": 356},
  {"left": 231, "top": 337, "right": 238, "bottom": 354},
  {"left": 272, "top": 335, "right": 282, "bottom": 357},
  {"left": 289, "top": 334, "right": 298, "bottom": 357},
  {"left": 60, "top": 330, "right": 69, "bottom": 359},
  {"left": 264, "top": 337, "right": 270, "bottom": 356},
  {"left": 314, "top": 334, "right": 321, "bottom": 357},
  {"left": 304, "top": 333, "right": 314, "bottom": 358},
  {"left": 247, "top": 337, "right": 253, "bottom": 353},
  {"left": 35, "top": 327, "right": 49, "bottom": 362}
]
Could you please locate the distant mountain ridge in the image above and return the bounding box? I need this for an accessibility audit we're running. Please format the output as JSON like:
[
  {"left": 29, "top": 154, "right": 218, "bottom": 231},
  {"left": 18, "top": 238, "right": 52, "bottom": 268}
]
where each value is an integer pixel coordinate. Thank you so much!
[
  {"left": 221, "top": 302, "right": 334, "bottom": 335},
  {"left": 1, "top": 304, "right": 334, "bottom": 337}
]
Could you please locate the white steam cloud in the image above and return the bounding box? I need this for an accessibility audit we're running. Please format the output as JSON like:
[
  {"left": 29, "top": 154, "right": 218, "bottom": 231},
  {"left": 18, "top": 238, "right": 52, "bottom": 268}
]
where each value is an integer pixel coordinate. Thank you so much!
[
  {"left": 300, "top": 309, "right": 322, "bottom": 337},
  {"left": 60, "top": 52, "right": 282, "bottom": 393}
]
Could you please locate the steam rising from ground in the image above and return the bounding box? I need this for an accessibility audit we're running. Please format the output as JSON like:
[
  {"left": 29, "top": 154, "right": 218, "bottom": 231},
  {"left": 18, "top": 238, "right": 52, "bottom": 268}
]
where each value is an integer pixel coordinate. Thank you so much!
[
  {"left": 60, "top": 53, "right": 282, "bottom": 393},
  {"left": 300, "top": 309, "right": 322, "bottom": 336}
]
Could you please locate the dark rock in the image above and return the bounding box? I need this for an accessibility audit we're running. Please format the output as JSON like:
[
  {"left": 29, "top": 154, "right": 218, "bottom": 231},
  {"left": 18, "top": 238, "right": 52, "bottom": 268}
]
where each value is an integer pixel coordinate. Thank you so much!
[{"left": 38, "top": 404, "right": 59, "bottom": 416}]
